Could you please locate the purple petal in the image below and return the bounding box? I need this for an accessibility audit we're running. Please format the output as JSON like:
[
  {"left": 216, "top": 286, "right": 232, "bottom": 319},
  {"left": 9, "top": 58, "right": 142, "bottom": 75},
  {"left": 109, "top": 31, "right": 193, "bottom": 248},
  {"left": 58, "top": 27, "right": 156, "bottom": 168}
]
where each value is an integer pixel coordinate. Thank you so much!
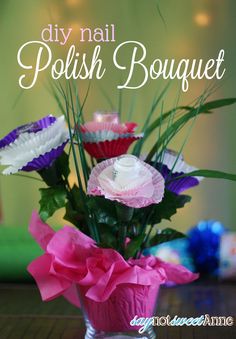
[
  {"left": 0, "top": 115, "right": 56, "bottom": 149},
  {"left": 166, "top": 174, "right": 199, "bottom": 194},
  {"left": 156, "top": 164, "right": 200, "bottom": 194},
  {"left": 22, "top": 143, "right": 66, "bottom": 172}
]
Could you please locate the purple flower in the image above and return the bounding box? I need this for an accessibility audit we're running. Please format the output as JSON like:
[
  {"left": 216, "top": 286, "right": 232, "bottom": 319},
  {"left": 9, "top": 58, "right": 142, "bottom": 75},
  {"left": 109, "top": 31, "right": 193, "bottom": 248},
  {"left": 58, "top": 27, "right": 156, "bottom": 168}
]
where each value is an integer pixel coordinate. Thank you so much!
[
  {"left": 0, "top": 115, "right": 69, "bottom": 174},
  {"left": 154, "top": 149, "right": 203, "bottom": 194}
]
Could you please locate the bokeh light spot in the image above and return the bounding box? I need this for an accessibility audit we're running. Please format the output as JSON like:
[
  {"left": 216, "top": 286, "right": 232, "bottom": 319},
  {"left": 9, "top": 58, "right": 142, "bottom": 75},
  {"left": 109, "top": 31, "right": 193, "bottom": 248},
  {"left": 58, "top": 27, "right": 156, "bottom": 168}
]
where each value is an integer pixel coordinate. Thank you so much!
[
  {"left": 66, "top": 0, "right": 81, "bottom": 7},
  {"left": 194, "top": 12, "right": 211, "bottom": 27}
]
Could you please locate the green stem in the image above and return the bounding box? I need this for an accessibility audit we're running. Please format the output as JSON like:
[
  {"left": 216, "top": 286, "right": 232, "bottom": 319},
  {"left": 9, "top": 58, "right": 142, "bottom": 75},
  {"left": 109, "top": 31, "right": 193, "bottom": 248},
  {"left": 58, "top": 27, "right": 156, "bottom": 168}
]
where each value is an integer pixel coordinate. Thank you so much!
[
  {"left": 118, "top": 223, "right": 127, "bottom": 256},
  {"left": 115, "top": 203, "right": 134, "bottom": 256},
  {"left": 138, "top": 225, "right": 153, "bottom": 258}
]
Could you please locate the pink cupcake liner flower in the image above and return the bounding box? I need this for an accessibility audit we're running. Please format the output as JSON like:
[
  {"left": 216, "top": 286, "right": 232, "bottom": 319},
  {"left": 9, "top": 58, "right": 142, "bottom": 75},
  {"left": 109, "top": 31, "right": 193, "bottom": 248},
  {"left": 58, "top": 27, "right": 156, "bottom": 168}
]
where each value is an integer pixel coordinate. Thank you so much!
[
  {"left": 79, "top": 114, "right": 143, "bottom": 159},
  {"left": 87, "top": 155, "right": 165, "bottom": 208},
  {"left": 82, "top": 137, "right": 141, "bottom": 159}
]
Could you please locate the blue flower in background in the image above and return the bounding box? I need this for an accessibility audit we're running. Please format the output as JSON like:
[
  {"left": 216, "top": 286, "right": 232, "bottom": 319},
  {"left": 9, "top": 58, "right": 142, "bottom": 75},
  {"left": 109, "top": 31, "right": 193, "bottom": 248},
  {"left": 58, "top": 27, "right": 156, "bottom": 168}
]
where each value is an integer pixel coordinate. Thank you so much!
[
  {"left": 144, "top": 238, "right": 195, "bottom": 272},
  {"left": 188, "top": 220, "right": 226, "bottom": 276}
]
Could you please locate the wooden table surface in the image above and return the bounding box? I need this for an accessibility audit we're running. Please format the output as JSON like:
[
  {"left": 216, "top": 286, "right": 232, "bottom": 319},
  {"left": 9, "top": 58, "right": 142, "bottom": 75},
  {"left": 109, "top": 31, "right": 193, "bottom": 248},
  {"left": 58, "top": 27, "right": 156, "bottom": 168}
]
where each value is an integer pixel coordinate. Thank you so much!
[{"left": 0, "top": 282, "right": 235, "bottom": 339}]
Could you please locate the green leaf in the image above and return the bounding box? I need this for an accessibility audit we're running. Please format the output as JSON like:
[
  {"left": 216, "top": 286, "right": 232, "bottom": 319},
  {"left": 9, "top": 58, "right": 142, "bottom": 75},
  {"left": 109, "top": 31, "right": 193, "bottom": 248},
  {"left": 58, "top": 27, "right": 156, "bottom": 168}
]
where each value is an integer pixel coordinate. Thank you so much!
[
  {"left": 38, "top": 152, "right": 70, "bottom": 186},
  {"left": 97, "top": 224, "right": 118, "bottom": 249},
  {"left": 146, "top": 190, "right": 191, "bottom": 225},
  {"left": 147, "top": 228, "right": 186, "bottom": 247},
  {"left": 115, "top": 203, "right": 134, "bottom": 222},
  {"left": 64, "top": 201, "right": 79, "bottom": 226},
  {"left": 55, "top": 152, "right": 70, "bottom": 179},
  {"left": 70, "top": 184, "right": 87, "bottom": 212},
  {"left": 200, "top": 98, "right": 236, "bottom": 111},
  {"left": 124, "top": 233, "right": 146, "bottom": 259},
  {"left": 87, "top": 197, "right": 118, "bottom": 226},
  {"left": 168, "top": 169, "right": 236, "bottom": 182},
  {"left": 63, "top": 184, "right": 87, "bottom": 227},
  {"left": 64, "top": 201, "right": 86, "bottom": 228},
  {"left": 39, "top": 186, "right": 67, "bottom": 222}
]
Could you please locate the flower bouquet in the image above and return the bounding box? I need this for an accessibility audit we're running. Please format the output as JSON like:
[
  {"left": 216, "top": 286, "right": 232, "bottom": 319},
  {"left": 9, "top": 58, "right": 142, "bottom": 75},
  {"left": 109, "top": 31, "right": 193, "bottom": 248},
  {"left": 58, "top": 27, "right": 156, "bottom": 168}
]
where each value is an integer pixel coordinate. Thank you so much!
[{"left": 1, "top": 83, "right": 236, "bottom": 338}]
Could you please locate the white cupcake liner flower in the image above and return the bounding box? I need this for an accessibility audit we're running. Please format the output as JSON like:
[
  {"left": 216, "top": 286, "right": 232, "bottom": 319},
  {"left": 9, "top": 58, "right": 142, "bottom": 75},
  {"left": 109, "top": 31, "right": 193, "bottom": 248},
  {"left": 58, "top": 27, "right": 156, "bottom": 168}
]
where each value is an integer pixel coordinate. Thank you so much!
[
  {"left": 0, "top": 115, "right": 69, "bottom": 175},
  {"left": 155, "top": 149, "right": 203, "bottom": 194}
]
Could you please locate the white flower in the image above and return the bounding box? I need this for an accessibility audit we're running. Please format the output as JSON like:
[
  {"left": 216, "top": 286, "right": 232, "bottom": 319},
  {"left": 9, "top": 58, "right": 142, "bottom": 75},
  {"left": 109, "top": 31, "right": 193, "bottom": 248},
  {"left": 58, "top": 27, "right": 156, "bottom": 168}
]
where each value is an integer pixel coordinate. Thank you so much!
[{"left": 0, "top": 115, "right": 69, "bottom": 175}]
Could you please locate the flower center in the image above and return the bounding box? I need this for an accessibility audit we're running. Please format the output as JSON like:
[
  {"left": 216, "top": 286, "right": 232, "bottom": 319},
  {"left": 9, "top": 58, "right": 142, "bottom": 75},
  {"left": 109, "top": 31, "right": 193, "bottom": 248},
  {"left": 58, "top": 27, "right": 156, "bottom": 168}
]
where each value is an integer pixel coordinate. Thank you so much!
[
  {"left": 93, "top": 112, "right": 119, "bottom": 124},
  {"left": 16, "top": 122, "right": 42, "bottom": 136},
  {"left": 113, "top": 155, "right": 140, "bottom": 187}
]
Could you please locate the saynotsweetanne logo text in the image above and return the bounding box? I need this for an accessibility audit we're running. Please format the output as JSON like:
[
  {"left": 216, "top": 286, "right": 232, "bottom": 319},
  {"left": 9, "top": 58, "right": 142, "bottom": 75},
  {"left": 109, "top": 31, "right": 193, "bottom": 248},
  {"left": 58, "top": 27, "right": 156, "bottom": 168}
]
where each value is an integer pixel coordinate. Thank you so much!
[
  {"left": 130, "top": 314, "right": 234, "bottom": 334},
  {"left": 17, "top": 24, "right": 225, "bottom": 92}
]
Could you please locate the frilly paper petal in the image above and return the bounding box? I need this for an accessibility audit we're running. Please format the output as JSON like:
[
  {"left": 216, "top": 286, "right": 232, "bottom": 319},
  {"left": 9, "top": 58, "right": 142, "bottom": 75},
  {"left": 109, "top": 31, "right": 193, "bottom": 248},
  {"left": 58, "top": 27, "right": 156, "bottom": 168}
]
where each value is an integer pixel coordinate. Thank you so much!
[
  {"left": 162, "top": 149, "right": 196, "bottom": 174},
  {"left": 159, "top": 164, "right": 200, "bottom": 194},
  {"left": 161, "top": 149, "right": 203, "bottom": 182},
  {"left": 153, "top": 149, "right": 203, "bottom": 194},
  {"left": 0, "top": 116, "right": 69, "bottom": 174},
  {"left": 83, "top": 135, "right": 143, "bottom": 159},
  {"left": 87, "top": 156, "right": 165, "bottom": 208},
  {"left": 21, "top": 143, "right": 66, "bottom": 173},
  {"left": 82, "top": 131, "right": 134, "bottom": 143},
  {"left": 81, "top": 121, "right": 137, "bottom": 134},
  {"left": 0, "top": 115, "right": 56, "bottom": 149}
]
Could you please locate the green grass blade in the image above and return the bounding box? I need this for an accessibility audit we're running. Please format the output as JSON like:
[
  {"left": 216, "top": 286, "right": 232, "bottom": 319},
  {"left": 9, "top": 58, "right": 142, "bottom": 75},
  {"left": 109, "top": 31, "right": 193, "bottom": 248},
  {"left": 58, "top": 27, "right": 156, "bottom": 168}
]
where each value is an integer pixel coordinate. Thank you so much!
[
  {"left": 118, "top": 88, "right": 123, "bottom": 119},
  {"left": 167, "top": 170, "right": 236, "bottom": 183},
  {"left": 145, "top": 97, "right": 236, "bottom": 162},
  {"left": 72, "top": 80, "right": 83, "bottom": 123},
  {"left": 47, "top": 80, "right": 66, "bottom": 116},
  {"left": 133, "top": 82, "right": 170, "bottom": 156},
  {"left": 99, "top": 86, "right": 115, "bottom": 110},
  {"left": 165, "top": 94, "right": 205, "bottom": 177},
  {"left": 142, "top": 97, "right": 236, "bottom": 149},
  {"left": 156, "top": 1, "right": 167, "bottom": 29},
  {"left": 67, "top": 82, "right": 89, "bottom": 184},
  {"left": 127, "top": 93, "right": 137, "bottom": 121},
  {"left": 80, "top": 81, "right": 91, "bottom": 117},
  {"left": 12, "top": 88, "right": 24, "bottom": 110},
  {"left": 200, "top": 98, "right": 236, "bottom": 111}
]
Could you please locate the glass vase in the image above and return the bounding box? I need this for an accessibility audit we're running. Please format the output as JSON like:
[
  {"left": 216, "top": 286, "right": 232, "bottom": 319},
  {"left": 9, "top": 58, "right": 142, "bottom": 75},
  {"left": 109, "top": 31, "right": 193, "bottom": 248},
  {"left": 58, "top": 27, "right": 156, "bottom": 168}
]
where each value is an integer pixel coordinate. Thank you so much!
[{"left": 78, "top": 283, "right": 159, "bottom": 339}]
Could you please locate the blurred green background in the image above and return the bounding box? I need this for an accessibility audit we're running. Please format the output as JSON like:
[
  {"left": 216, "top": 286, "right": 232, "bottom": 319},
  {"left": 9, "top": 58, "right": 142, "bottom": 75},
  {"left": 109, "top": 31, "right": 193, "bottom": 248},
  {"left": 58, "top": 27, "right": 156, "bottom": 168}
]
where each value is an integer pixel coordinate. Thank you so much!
[{"left": 0, "top": 0, "right": 235, "bottom": 234}]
